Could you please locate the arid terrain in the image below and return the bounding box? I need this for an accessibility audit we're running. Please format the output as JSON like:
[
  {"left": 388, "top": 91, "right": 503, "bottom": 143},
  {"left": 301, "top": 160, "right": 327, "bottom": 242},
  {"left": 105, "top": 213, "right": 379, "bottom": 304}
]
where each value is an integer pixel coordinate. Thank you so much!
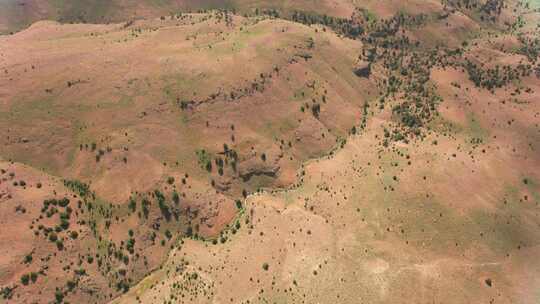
[{"left": 0, "top": 0, "right": 539, "bottom": 303}]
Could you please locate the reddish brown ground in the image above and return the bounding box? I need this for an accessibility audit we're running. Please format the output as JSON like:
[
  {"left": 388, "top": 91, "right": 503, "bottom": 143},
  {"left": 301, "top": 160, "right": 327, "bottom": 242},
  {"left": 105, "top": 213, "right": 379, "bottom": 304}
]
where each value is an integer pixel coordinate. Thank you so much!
[{"left": 0, "top": 1, "right": 539, "bottom": 303}]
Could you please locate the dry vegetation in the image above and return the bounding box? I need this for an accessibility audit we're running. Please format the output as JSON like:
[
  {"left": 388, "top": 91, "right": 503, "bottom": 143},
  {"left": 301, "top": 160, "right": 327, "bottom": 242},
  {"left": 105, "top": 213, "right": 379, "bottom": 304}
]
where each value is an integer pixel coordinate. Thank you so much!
[{"left": 0, "top": 0, "right": 539, "bottom": 303}]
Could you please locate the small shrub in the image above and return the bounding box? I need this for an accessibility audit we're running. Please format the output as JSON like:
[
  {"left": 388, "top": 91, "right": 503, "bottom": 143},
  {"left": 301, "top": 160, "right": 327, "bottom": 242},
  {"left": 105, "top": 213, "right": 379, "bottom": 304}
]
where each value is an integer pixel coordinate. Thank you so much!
[
  {"left": 30, "top": 272, "right": 37, "bottom": 283},
  {"left": 20, "top": 274, "right": 30, "bottom": 285}
]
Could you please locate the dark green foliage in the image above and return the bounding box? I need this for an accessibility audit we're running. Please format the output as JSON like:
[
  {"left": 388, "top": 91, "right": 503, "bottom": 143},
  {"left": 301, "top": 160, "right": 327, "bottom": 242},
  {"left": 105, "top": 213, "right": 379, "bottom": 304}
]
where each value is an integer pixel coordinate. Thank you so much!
[
  {"left": 23, "top": 253, "right": 32, "bottom": 264},
  {"left": 55, "top": 289, "right": 64, "bottom": 303},
  {"left": 142, "top": 199, "right": 150, "bottom": 219},
  {"left": 196, "top": 149, "right": 212, "bottom": 172},
  {"left": 64, "top": 179, "right": 91, "bottom": 198},
  {"left": 126, "top": 238, "right": 135, "bottom": 254},
  {"left": 464, "top": 60, "right": 531, "bottom": 90},
  {"left": 518, "top": 36, "right": 539, "bottom": 62},
  {"left": 58, "top": 198, "right": 70, "bottom": 208},
  {"left": 154, "top": 190, "right": 171, "bottom": 221},
  {"left": 172, "top": 191, "right": 180, "bottom": 205},
  {"left": 128, "top": 197, "right": 137, "bottom": 212},
  {"left": 74, "top": 268, "right": 86, "bottom": 276},
  {"left": 116, "top": 280, "right": 130, "bottom": 293},
  {"left": 291, "top": 11, "right": 364, "bottom": 38},
  {"left": 30, "top": 272, "right": 38, "bottom": 283},
  {"left": 59, "top": 218, "right": 70, "bottom": 230},
  {"left": 20, "top": 274, "right": 30, "bottom": 285},
  {"left": 43, "top": 198, "right": 70, "bottom": 212},
  {"left": 1, "top": 286, "right": 14, "bottom": 299},
  {"left": 255, "top": 8, "right": 280, "bottom": 18}
]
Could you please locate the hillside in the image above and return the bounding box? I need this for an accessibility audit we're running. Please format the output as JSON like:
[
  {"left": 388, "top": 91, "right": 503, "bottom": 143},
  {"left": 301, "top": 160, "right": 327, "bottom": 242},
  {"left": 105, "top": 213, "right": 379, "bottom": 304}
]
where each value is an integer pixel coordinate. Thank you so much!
[
  {"left": 0, "top": 0, "right": 356, "bottom": 34},
  {"left": 0, "top": 0, "right": 516, "bottom": 34},
  {"left": 1, "top": 0, "right": 540, "bottom": 303}
]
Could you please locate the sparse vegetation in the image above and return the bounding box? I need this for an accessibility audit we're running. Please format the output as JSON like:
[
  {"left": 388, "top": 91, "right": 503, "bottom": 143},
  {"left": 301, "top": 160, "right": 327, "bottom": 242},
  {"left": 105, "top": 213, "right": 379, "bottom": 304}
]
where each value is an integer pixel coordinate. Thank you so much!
[{"left": 1, "top": 3, "right": 539, "bottom": 304}]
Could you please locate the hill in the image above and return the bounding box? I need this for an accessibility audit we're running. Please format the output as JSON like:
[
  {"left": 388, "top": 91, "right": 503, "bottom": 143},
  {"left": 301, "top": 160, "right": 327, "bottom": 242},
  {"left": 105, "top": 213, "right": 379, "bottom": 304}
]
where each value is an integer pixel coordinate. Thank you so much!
[
  {"left": 0, "top": 0, "right": 355, "bottom": 34},
  {"left": 1, "top": 0, "right": 539, "bottom": 303}
]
